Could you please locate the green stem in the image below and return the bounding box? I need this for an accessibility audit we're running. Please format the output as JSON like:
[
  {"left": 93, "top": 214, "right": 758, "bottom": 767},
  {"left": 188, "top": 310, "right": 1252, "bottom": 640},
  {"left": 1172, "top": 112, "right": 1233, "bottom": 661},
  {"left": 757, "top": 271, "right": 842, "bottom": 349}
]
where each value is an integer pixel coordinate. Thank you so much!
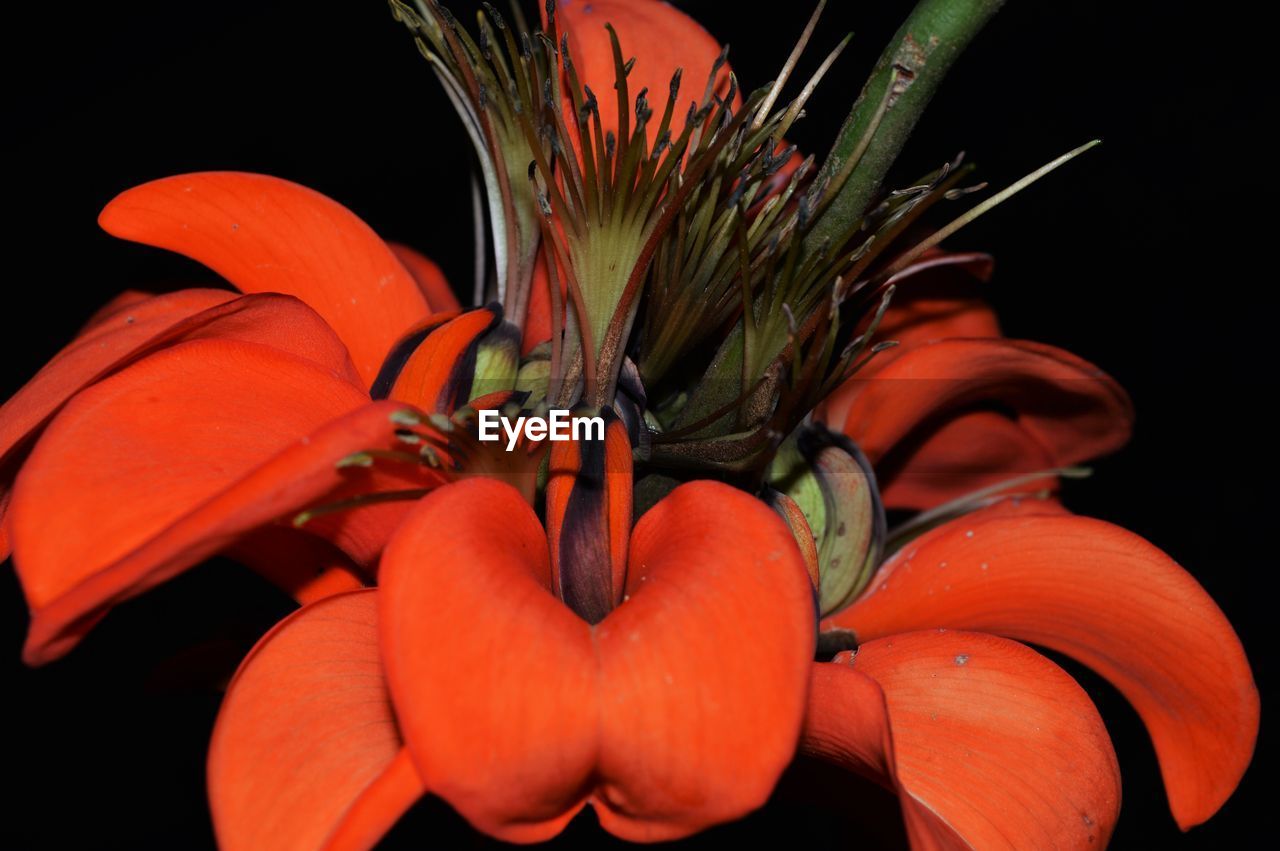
[
  {"left": 673, "top": 0, "right": 1005, "bottom": 436},
  {"left": 805, "top": 0, "right": 1006, "bottom": 253}
]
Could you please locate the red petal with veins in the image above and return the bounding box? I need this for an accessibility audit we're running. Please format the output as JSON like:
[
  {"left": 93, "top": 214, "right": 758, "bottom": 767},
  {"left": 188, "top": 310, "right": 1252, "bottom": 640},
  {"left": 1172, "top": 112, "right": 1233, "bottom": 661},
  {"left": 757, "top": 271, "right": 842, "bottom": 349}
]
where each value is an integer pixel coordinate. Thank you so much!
[
  {"left": 98, "top": 172, "right": 431, "bottom": 386},
  {"left": 389, "top": 242, "right": 461, "bottom": 313},
  {"left": 380, "top": 478, "right": 814, "bottom": 843},
  {"left": 11, "top": 337, "right": 436, "bottom": 664},
  {"left": 804, "top": 630, "right": 1120, "bottom": 849},
  {"left": 838, "top": 338, "right": 1133, "bottom": 471},
  {"left": 209, "top": 591, "right": 424, "bottom": 851},
  {"left": 830, "top": 511, "right": 1259, "bottom": 828}
]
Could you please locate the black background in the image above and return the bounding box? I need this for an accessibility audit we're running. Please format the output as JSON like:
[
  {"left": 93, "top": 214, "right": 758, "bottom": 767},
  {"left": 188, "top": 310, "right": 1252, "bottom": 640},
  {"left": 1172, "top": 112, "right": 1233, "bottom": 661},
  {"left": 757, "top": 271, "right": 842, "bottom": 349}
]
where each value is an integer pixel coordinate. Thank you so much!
[{"left": 4, "top": 1, "right": 1271, "bottom": 847}]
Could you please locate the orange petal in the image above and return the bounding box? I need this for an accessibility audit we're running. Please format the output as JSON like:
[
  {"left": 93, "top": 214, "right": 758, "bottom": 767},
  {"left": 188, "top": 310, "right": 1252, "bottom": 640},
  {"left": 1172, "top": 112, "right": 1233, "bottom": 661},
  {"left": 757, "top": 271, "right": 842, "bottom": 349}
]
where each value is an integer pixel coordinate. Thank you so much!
[
  {"left": 222, "top": 526, "right": 367, "bottom": 605},
  {"left": 877, "top": 410, "right": 1057, "bottom": 511},
  {"left": 521, "top": 251, "right": 562, "bottom": 356},
  {"left": 875, "top": 252, "right": 998, "bottom": 345},
  {"left": 818, "top": 252, "right": 998, "bottom": 428},
  {"left": 804, "top": 629, "right": 1120, "bottom": 849},
  {"left": 593, "top": 481, "right": 816, "bottom": 841},
  {"left": 78, "top": 288, "right": 163, "bottom": 334},
  {"left": 1, "top": 292, "right": 363, "bottom": 564},
  {"left": 10, "top": 338, "right": 429, "bottom": 664},
  {"left": 554, "top": 0, "right": 734, "bottom": 146},
  {"left": 389, "top": 242, "right": 461, "bottom": 313},
  {"left": 838, "top": 338, "right": 1133, "bottom": 469},
  {"left": 1, "top": 288, "right": 234, "bottom": 468},
  {"left": 209, "top": 590, "right": 424, "bottom": 851},
  {"left": 831, "top": 512, "right": 1259, "bottom": 828},
  {"left": 545, "top": 411, "right": 632, "bottom": 622},
  {"left": 371, "top": 307, "right": 498, "bottom": 411},
  {"left": 379, "top": 478, "right": 594, "bottom": 843},
  {"left": 98, "top": 172, "right": 431, "bottom": 385},
  {"left": 380, "top": 478, "right": 815, "bottom": 843}
]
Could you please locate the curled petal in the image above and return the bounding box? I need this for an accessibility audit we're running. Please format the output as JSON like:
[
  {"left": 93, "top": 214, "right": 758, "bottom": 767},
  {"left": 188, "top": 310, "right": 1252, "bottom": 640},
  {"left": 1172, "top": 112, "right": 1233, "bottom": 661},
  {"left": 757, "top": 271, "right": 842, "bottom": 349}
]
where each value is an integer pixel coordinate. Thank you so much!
[
  {"left": 98, "top": 172, "right": 431, "bottom": 385},
  {"left": 380, "top": 478, "right": 814, "bottom": 843},
  {"left": 874, "top": 251, "right": 998, "bottom": 349},
  {"left": 838, "top": 338, "right": 1133, "bottom": 472},
  {"left": 831, "top": 511, "right": 1259, "bottom": 828},
  {"left": 804, "top": 630, "right": 1120, "bottom": 849},
  {"left": 370, "top": 308, "right": 499, "bottom": 411},
  {"left": 11, "top": 338, "right": 432, "bottom": 664},
  {"left": 209, "top": 591, "right": 424, "bottom": 851},
  {"left": 389, "top": 242, "right": 461, "bottom": 313},
  {"left": 819, "top": 251, "right": 997, "bottom": 429},
  {"left": 877, "top": 410, "right": 1057, "bottom": 511}
]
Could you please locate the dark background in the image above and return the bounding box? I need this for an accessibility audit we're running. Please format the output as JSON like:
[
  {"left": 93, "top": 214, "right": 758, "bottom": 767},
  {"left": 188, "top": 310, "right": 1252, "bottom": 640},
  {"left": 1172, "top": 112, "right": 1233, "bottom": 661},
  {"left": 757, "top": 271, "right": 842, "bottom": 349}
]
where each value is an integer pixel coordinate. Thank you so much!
[{"left": 4, "top": 0, "right": 1271, "bottom": 847}]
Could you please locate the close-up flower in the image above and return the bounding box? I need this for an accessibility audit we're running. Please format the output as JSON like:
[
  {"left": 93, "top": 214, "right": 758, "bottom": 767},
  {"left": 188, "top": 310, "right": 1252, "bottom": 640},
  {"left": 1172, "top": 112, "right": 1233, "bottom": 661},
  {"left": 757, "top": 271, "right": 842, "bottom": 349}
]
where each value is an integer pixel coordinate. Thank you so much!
[{"left": 5, "top": 0, "right": 1267, "bottom": 848}]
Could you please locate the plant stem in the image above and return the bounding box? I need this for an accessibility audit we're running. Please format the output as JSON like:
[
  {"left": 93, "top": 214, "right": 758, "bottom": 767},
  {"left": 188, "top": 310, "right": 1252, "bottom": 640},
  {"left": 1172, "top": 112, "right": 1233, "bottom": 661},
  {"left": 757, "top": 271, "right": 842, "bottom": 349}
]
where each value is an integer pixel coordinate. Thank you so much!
[
  {"left": 674, "top": 0, "right": 1006, "bottom": 436},
  {"left": 805, "top": 0, "right": 1007, "bottom": 253}
]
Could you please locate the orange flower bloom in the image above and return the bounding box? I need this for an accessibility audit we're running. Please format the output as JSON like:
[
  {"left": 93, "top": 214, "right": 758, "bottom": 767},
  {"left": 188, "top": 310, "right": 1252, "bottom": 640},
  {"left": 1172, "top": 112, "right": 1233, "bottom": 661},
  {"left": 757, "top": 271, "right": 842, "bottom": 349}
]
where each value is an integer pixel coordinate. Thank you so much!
[{"left": 3, "top": 1, "right": 1258, "bottom": 848}]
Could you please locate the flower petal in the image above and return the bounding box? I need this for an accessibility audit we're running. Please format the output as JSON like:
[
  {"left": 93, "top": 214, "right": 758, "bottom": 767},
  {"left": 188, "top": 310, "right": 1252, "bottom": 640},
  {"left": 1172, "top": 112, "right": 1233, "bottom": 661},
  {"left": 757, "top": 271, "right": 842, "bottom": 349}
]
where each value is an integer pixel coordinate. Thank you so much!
[
  {"left": 79, "top": 288, "right": 172, "bottom": 333},
  {"left": 1, "top": 289, "right": 234, "bottom": 469},
  {"left": 98, "top": 172, "right": 431, "bottom": 385},
  {"left": 818, "top": 251, "right": 997, "bottom": 427},
  {"left": 379, "top": 478, "right": 594, "bottom": 843},
  {"left": 831, "top": 512, "right": 1259, "bottom": 828},
  {"left": 209, "top": 590, "right": 424, "bottom": 851},
  {"left": 521, "top": 251, "right": 561, "bottom": 355},
  {"left": 804, "top": 629, "right": 1120, "bottom": 849},
  {"left": 222, "top": 527, "right": 366, "bottom": 606},
  {"left": 877, "top": 410, "right": 1057, "bottom": 511},
  {"left": 593, "top": 481, "right": 816, "bottom": 841},
  {"left": 389, "top": 242, "right": 461, "bottom": 313},
  {"left": 545, "top": 411, "right": 632, "bottom": 622},
  {"left": 379, "top": 478, "right": 815, "bottom": 843},
  {"left": 11, "top": 338, "right": 432, "bottom": 664},
  {"left": 837, "top": 338, "right": 1133, "bottom": 470},
  {"left": 369, "top": 307, "right": 498, "bottom": 411},
  {"left": 1, "top": 292, "right": 364, "bottom": 566},
  {"left": 554, "top": 0, "right": 734, "bottom": 146}
]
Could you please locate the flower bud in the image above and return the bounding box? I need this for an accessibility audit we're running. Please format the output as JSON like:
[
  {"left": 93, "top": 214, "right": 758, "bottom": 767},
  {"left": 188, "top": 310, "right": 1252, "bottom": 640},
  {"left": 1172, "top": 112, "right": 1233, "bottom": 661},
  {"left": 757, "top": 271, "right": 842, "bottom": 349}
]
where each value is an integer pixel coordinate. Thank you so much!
[{"left": 767, "top": 425, "right": 885, "bottom": 616}]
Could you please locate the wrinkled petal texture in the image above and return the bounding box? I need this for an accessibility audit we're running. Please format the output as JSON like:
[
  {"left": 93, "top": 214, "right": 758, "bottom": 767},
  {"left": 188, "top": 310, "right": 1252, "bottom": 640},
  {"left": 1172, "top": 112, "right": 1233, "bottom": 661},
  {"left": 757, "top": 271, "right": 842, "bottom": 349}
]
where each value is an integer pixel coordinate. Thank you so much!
[
  {"left": 98, "top": 172, "right": 431, "bottom": 386},
  {"left": 804, "top": 630, "right": 1120, "bottom": 849},
  {"left": 556, "top": 0, "right": 734, "bottom": 146},
  {"left": 209, "top": 590, "right": 424, "bottom": 851},
  {"left": 379, "top": 477, "right": 815, "bottom": 843},
  {"left": 831, "top": 511, "right": 1259, "bottom": 828},
  {"left": 11, "top": 336, "right": 426, "bottom": 664}
]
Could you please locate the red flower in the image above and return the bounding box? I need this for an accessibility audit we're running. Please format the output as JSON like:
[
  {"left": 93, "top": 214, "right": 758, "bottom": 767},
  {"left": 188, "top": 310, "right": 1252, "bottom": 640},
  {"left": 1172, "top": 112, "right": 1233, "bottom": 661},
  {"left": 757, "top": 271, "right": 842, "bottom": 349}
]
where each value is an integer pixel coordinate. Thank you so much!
[{"left": 2, "top": 1, "right": 1259, "bottom": 848}]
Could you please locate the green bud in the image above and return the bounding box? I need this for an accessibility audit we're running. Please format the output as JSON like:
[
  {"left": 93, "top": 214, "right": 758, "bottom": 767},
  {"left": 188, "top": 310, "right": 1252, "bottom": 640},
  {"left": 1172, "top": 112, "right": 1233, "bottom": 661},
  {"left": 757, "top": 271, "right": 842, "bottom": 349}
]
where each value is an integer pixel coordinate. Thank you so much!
[
  {"left": 767, "top": 425, "right": 886, "bottom": 617},
  {"left": 469, "top": 320, "right": 522, "bottom": 403}
]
